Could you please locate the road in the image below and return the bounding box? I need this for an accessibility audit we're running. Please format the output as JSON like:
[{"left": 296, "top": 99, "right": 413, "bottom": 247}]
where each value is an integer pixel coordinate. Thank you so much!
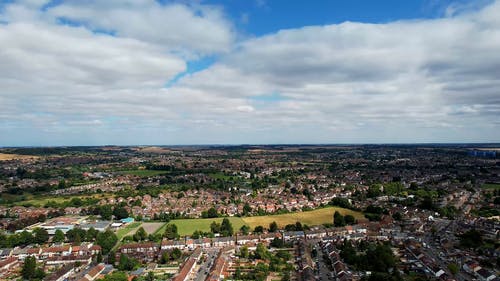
[{"left": 192, "top": 248, "right": 220, "bottom": 281}]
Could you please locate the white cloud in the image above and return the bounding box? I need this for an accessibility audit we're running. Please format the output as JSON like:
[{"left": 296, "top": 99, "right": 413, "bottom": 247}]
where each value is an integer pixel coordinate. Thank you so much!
[
  {"left": 0, "top": 0, "right": 499, "bottom": 145},
  {"left": 47, "top": 0, "right": 235, "bottom": 56}
]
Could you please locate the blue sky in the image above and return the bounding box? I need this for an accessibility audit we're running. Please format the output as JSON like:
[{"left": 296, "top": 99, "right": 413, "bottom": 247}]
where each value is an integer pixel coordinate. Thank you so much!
[{"left": 0, "top": 0, "right": 499, "bottom": 145}]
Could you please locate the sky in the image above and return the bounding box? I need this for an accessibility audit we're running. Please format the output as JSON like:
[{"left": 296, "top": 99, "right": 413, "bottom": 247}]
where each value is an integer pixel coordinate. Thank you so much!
[{"left": 0, "top": 0, "right": 499, "bottom": 146}]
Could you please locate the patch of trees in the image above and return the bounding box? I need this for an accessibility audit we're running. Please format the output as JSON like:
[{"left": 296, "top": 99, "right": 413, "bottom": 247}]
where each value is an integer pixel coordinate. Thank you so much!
[
  {"left": 159, "top": 248, "right": 182, "bottom": 263},
  {"left": 201, "top": 207, "right": 219, "bottom": 218},
  {"left": 117, "top": 254, "right": 140, "bottom": 271},
  {"left": 333, "top": 211, "right": 357, "bottom": 227},
  {"left": 338, "top": 240, "right": 399, "bottom": 278},
  {"left": 21, "top": 255, "right": 45, "bottom": 280},
  {"left": 329, "top": 197, "right": 354, "bottom": 209},
  {"left": 210, "top": 218, "right": 234, "bottom": 236},
  {"left": 163, "top": 224, "right": 179, "bottom": 240},
  {"left": 459, "top": 229, "right": 483, "bottom": 248},
  {"left": 364, "top": 205, "right": 388, "bottom": 221},
  {"left": 5, "top": 214, "right": 47, "bottom": 232},
  {"left": 284, "top": 221, "right": 309, "bottom": 231},
  {"left": 0, "top": 228, "right": 49, "bottom": 248}
]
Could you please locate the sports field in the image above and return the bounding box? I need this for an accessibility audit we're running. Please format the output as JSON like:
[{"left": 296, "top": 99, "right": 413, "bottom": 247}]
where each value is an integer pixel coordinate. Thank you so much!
[{"left": 242, "top": 206, "right": 363, "bottom": 229}]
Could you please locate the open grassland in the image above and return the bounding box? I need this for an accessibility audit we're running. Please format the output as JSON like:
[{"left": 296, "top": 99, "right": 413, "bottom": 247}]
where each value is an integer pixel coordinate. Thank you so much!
[
  {"left": 156, "top": 217, "right": 246, "bottom": 236},
  {"left": 242, "top": 207, "right": 364, "bottom": 229},
  {"left": 0, "top": 153, "right": 38, "bottom": 161},
  {"left": 116, "top": 222, "right": 142, "bottom": 240},
  {"left": 117, "top": 170, "right": 169, "bottom": 177}
]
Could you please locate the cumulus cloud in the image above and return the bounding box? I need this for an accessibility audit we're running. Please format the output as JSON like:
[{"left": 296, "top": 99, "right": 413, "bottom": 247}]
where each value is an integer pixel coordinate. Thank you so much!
[{"left": 0, "top": 0, "right": 499, "bottom": 145}]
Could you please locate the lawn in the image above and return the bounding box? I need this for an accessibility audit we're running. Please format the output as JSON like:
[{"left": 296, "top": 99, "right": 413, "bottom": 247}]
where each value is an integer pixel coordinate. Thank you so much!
[
  {"left": 117, "top": 170, "right": 169, "bottom": 177},
  {"left": 242, "top": 207, "right": 364, "bottom": 229},
  {"left": 116, "top": 222, "right": 142, "bottom": 240},
  {"left": 156, "top": 217, "right": 246, "bottom": 236},
  {"left": 482, "top": 183, "right": 500, "bottom": 189}
]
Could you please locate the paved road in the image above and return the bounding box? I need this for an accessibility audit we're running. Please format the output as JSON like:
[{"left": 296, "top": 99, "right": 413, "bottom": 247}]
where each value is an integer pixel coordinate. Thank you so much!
[{"left": 192, "top": 248, "right": 220, "bottom": 281}]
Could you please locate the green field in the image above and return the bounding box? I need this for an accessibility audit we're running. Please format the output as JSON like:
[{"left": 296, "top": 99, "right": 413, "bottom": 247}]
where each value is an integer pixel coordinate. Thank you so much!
[
  {"left": 116, "top": 222, "right": 142, "bottom": 240},
  {"left": 156, "top": 217, "right": 246, "bottom": 236},
  {"left": 7, "top": 193, "right": 112, "bottom": 207},
  {"left": 242, "top": 207, "right": 364, "bottom": 229},
  {"left": 156, "top": 207, "right": 363, "bottom": 236},
  {"left": 118, "top": 170, "right": 170, "bottom": 177},
  {"left": 482, "top": 183, "right": 500, "bottom": 189}
]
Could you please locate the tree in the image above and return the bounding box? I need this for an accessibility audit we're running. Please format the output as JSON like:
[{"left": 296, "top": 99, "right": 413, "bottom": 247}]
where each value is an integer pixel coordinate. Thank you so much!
[
  {"left": 33, "top": 228, "right": 49, "bottom": 244},
  {"left": 240, "top": 225, "right": 250, "bottom": 235},
  {"left": 118, "top": 254, "right": 139, "bottom": 271},
  {"left": 133, "top": 227, "right": 148, "bottom": 242},
  {"left": 163, "top": 224, "right": 179, "bottom": 240},
  {"left": 254, "top": 225, "right": 264, "bottom": 233},
  {"left": 334, "top": 211, "right": 346, "bottom": 227},
  {"left": 270, "top": 237, "right": 284, "bottom": 248},
  {"left": 210, "top": 221, "right": 221, "bottom": 234},
  {"left": 294, "top": 221, "right": 303, "bottom": 231},
  {"left": 220, "top": 218, "right": 234, "bottom": 236},
  {"left": 207, "top": 207, "right": 218, "bottom": 218},
  {"left": 145, "top": 272, "right": 155, "bottom": 281},
  {"left": 243, "top": 203, "right": 252, "bottom": 215},
  {"left": 96, "top": 230, "right": 118, "bottom": 254},
  {"left": 254, "top": 243, "right": 269, "bottom": 260},
  {"left": 269, "top": 221, "right": 278, "bottom": 233},
  {"left": 448, "top": 263, "right": 459, "bottom": 275},
  {"left": 344, "top": 214, "right": 356, "bottom": 225},
  {"left": 240, "top": 246, "right": 249, "bottom": 258},
  {"left": 86, "top": 227, "right": 98, "bottom": 242},
  {"left": 459, "top": 229, "right": 483, "bottom": 248},
  {"left": 99, "top": 205, "right": 113, "bottom": 220},
  {"left": 160, "top": 251, "right": 171, "bottom": 264},
  {"left": 19, "top": 231, "right": 34, "bottom": 246},
  {"left": 21, "top": 255, "right": 44, "bottom": 280},
  {"left": 21, "top": 256, "right": 36, "bottom": 280},
  {"left": 171, "top": 248, "right": 182, "bottom": 260},
  {"left": 53, "top": 229, "right": 65, "bottom": 243},
  {"left": 113, "top": 206, "right": 129, "bottom": 220}
]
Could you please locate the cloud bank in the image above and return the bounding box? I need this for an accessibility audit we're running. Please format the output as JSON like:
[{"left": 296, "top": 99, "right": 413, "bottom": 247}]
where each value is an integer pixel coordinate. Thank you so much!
[{"left": 0, "top": 0, "right": 499, "bottom": 145}]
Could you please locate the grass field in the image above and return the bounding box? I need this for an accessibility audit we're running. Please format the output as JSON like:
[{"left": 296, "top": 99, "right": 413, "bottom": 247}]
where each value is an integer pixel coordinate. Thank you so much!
[
  {"left": 0, "top": 153, "right": 38, "bottom": 161},
  {"left": 242, "top": 207, "right": 364, "bottom": 229},
  {"left": 482, "top": 183, "right": 500, "bottom": 189},
  {"left": 156, "top": 207, "right": 362, "bottom": 236},
  {"left": 156, "top": 217, "right": 246, "bottom": 236},
  {"left": 116, "top": 222, "right": 142, "bottom": 240},
  {"left": 10, "top": 193, "right": 112, "bottom": 207},
  {"left": 117, "top": 170, "right": 169, "bottom": 177}
]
